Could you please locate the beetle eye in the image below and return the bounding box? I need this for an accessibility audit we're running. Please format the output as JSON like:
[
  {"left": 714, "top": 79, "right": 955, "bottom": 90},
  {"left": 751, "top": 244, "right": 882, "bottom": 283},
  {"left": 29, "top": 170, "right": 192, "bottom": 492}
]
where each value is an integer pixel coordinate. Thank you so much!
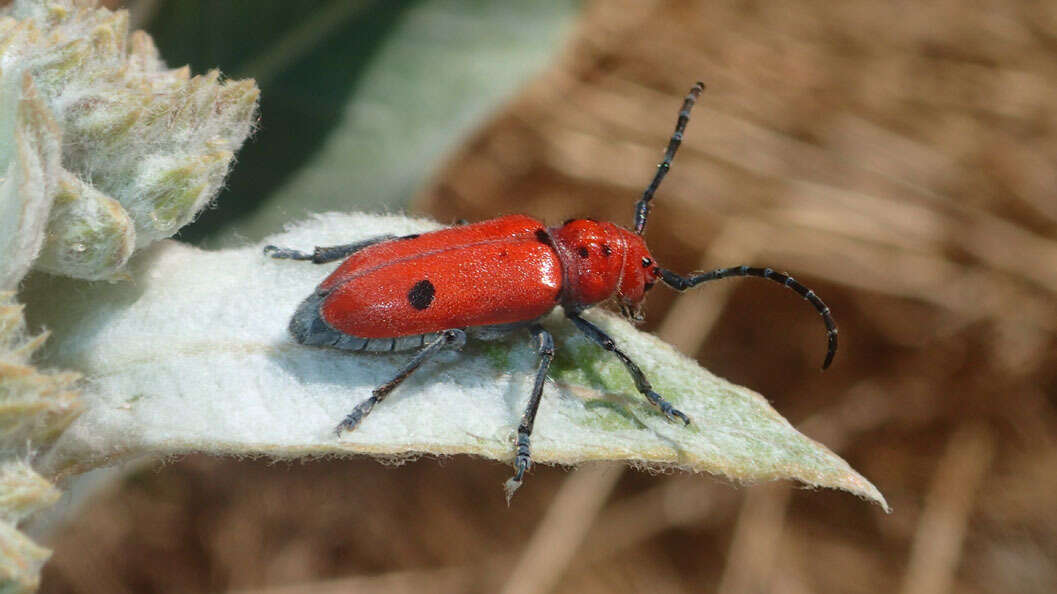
[{"left": 641, "top": 257, "right": 652, "bottom": 268}]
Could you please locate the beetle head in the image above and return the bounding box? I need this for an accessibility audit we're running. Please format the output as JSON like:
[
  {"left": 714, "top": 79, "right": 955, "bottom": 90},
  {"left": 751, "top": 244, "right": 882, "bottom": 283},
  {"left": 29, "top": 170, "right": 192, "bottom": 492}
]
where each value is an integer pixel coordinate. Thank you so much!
[{"left": 612, "top": 226, "right": 660, "bottom": 322}]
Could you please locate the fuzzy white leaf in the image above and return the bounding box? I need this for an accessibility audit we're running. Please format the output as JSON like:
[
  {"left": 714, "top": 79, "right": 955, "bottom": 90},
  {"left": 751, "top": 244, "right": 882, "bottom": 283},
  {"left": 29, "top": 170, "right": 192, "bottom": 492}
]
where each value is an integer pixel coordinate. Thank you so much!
[
  {"left": 0, "top": 74, "right": 61, "bottom": 291},
  {"left": 25, "top": 213, "right": 886, "bottom": 509}
]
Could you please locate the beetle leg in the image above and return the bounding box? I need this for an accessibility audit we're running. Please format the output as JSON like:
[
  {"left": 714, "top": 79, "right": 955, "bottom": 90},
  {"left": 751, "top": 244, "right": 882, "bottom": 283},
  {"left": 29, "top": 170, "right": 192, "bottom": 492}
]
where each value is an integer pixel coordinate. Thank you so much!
[
  {"left": 335, "top": 329, "right": 466, "bottom": 436},
  {"left": 264, "top": 235, "right": 396, "bottom": 264},
  {"left": 567, "top": 313, "right": 691, "bottom": 426},
  {"left": 504, "top": 323, "right": 554, "bottom": 503}
]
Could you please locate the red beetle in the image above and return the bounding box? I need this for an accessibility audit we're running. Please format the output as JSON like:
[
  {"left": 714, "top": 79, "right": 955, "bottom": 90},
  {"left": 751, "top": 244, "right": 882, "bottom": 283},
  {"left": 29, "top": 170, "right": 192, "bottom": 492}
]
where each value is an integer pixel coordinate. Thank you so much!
[{"left": 265, "top": 83, "right": 837, "bottom": 498}]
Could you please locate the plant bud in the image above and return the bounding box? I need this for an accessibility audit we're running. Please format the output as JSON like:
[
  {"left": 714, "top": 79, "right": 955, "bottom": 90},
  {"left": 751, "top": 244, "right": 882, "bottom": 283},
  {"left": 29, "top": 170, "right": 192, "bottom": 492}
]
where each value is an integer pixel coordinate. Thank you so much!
[
  {"left": 35, "top": 172, "right": 135, "bottom": 280},
  {"left": 0, "top": 0, "right": 259, "bottom": 281}
]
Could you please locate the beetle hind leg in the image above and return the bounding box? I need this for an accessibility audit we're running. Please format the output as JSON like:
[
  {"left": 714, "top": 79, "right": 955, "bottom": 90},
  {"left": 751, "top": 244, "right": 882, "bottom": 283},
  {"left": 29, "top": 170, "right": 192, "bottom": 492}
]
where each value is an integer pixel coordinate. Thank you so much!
[
  {"left": 264, "top": 235, "right": 396, "bottom": 264},
  {"left": 335, "top": 329, "right": 466, "bottom": 436},
  {"left": 504, "top": 324, "right": 554, "bottom": 503}
]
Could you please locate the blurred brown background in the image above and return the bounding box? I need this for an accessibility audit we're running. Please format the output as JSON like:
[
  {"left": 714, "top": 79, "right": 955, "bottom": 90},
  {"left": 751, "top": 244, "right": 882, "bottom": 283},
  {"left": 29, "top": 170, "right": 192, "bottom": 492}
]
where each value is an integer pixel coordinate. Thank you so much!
[{"left": 42, "top": 1, "right": 1057, "bottom": 592}]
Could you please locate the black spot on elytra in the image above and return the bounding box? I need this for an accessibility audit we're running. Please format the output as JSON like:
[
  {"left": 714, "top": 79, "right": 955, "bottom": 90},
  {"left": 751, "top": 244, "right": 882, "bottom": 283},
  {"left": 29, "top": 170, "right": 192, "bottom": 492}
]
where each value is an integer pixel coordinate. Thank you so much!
[
  {"left": 641, "top": 257, "right": 652, "bottom": 268},
  {"left": 399, "top": 233, "right": 420, "bottom": 240},
  {"left": 407, "top": 279, "right": 435, "bottom": 310},
  {"left": 601, "top": 244, "right": 612, "bottom": 257},
  {"left": 577, "top": 246, "right": 589, "bottom": 258},
  {"left": 534, "top": 228, "right": 553, "bottom": 246}
]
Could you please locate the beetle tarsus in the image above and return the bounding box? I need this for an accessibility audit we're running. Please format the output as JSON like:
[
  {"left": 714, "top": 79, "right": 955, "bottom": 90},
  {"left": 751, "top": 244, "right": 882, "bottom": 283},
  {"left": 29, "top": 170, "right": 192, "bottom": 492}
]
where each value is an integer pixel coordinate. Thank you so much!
[
  {"left": 335, "top": 399, "right": 374, "bottom": 436},
  {"left": 647, "top": 391, "right": 691, "bottom": 425},
  {"left": 505, "top": 451, "right": 532, "bottom": 504},
  {"left": 263, "top": 244, "right": 313, "bottom": 261}
]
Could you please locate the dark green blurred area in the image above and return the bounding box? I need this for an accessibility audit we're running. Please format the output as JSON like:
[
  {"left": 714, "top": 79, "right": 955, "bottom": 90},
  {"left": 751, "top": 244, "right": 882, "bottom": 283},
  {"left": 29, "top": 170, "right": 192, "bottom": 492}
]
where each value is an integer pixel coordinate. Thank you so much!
[
  {"left": 148, "top": 0, "right": 421, "bottom": 244},
  {"left": 146, "top": 0, "right": 578, "bottom": 247}
]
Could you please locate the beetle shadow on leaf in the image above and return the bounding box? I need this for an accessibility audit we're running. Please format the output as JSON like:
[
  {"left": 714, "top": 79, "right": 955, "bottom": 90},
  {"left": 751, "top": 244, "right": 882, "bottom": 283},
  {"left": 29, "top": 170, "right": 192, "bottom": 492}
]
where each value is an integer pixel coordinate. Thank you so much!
[
  {"left": 266, "top": 341, "right": 486, "bottom": 419},
  {"left": 264, "top": 328, "right": 689, "bottom": 458},
  {"left": 581, "top": 400, "right": 649, "bottom": 431},
  {"left": 547, "top": 345, "right": 691, "bottom": 455}
]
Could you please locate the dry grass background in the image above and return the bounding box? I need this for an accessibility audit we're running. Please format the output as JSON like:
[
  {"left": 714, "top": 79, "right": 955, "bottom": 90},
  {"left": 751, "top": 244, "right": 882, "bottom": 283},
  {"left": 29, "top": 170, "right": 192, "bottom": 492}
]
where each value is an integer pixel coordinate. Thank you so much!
[{"left": 41, "top": 1, "right": 1057, "bottom": 592}]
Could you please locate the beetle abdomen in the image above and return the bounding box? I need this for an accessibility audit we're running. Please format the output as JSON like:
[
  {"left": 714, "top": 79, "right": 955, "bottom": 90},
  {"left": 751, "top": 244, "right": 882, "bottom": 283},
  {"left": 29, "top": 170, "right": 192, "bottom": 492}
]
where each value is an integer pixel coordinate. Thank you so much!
[{"left": 289, "top": 291, "right": 440, "bottom": 352}]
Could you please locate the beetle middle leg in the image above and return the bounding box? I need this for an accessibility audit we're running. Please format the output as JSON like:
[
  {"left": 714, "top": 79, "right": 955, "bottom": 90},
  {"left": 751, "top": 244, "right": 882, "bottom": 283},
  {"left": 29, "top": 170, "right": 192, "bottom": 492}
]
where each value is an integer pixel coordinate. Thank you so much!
[
  {"left": 336, "top": 329, "right": 466, "bottom": 436},
  {"left": 504, "top": 323, "right": 554, "bottom": 502},
  {"left": 264, "top": 235, "right": 396, "bottom": 264},
  {"left": 567, "top": 313, "right": 691, "bottom": 425}
]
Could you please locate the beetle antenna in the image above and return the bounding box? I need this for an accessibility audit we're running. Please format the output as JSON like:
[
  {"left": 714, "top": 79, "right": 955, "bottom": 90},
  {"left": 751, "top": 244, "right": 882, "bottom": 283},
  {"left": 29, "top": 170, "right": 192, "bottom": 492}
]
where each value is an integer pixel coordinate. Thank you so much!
[
  {"left": 658, "top": 266, "right": 838, "bottom": 369},
  {"left": 633, "top": 82, "right": 705, "bottom": 235}
]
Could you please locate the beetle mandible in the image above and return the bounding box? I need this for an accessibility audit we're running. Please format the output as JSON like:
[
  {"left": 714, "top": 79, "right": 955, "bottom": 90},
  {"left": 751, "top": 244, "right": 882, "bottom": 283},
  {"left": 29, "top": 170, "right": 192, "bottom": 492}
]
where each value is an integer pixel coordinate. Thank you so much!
[{"left": 264, "top": 82, "right": 837, "bottom": 500}]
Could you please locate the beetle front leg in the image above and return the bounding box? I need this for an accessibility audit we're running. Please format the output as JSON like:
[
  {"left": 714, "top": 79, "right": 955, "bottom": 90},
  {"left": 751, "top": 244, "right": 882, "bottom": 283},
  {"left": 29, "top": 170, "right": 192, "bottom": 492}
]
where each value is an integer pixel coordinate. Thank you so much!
[
  {"left": 504, "top": 323, "right": 554, "bottom": 503},
  {"left": 567, "top": 313, "right": 691, "bottom": 426},
  {"left": 336, "top": 329, "right": 466, "bottom": 436},
  {"left": 264, "top": 235, "right": 396, "bottom": 264}
]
